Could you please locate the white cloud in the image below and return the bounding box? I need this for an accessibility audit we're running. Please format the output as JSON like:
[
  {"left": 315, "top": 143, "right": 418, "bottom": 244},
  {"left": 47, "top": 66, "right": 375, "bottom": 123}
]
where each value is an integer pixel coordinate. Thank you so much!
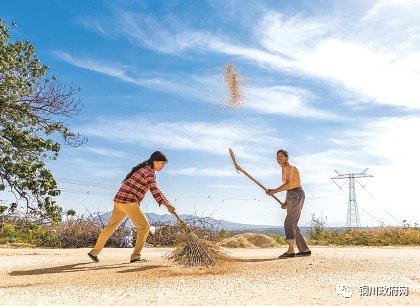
[
  {"left": 256, "top": 2, "right": 420, "bottom": 110},
  {"left": 167, "top": 167, "right": 233, "bottom": 177},
  {"left": 247, "top": 85, "right": 342, "bottom": 120},
  {"left": 112, "top": 10, "right": 295, "bottom": 69},
  {"left": 117, "top": 11, "right": 216, "bottom": 53},
  {"left": 110, "top": 3, "right": 420, "bottom": 112},
  {"left": 354, "top": 115, "right": 420, "bottom": 164},
  {"left": 257, "top": 12, "right": 333, "bottom": 57},
  {"left": 52, "top": 51, "right": 167, "bottom": 87},
  {"left": 79, "top": 117, "right": 283, "bottom": 161},
  {"left": 55, "top": 49, "right": 339, "bottom": 120},
  {"left": 79, "top": 16, "right": 109, "bottom": 37},
  {"left": 81, "top": 147, "right": 127, "bottom": 159},
  {"left": 57, "top": 157, "right": 126, "bottom": 180},
  {"left": 167, "top": 164, "right": 280, "bottom": 179},
  {"left": 112, "top": 4, "right": 420, "bottom": 110},
  {"left": 53, "top": 51, "right": 221, "bottom": 104},
  {"left": 299, "top": 39, "right": 420, "bottom": 109}
]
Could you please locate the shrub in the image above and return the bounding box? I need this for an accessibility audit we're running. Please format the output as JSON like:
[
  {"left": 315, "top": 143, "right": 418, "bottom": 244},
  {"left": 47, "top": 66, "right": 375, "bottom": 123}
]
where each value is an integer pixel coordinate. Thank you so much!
[
  {"left": 308, "top": 213, "right": 327, "bottom": 240},
  {"left": 0, "top": 223, "right": 17, "bottom": 243}
]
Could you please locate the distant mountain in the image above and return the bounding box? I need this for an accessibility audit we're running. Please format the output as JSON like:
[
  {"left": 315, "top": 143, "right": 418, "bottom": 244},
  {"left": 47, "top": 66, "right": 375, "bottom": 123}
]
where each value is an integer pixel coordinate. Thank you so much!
[{"left": 94, "top": 211, "right": 283, "bottom": 231}]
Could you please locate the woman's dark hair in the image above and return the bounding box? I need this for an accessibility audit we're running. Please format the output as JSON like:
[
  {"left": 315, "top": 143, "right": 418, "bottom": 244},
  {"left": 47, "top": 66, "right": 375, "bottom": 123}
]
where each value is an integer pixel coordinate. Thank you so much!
[{"left": 123, "top": 151, "right": 168, "bottom": 182}]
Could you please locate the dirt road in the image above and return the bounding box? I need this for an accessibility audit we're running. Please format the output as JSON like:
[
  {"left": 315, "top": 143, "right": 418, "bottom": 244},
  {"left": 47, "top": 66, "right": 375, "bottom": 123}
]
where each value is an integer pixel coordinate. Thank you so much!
[{"left": 0, "top": 246, "right": 419, "bottom": 305}]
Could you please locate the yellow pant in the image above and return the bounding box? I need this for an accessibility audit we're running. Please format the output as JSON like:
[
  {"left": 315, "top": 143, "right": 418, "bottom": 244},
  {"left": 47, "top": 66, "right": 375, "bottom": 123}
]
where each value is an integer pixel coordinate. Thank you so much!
[{"left": 91, "top": 202, "right": 150, "bottom": 260}]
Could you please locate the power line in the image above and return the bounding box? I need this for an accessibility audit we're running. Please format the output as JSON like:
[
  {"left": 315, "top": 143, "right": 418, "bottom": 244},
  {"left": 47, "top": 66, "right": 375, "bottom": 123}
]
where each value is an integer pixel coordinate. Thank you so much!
[
  {"left": 56, "top": 177, "right": 116, "bottom": 189},
  {"left": 361, "top": 187, "right": 401, "bottom": 225},
  {"left": 60, "top": 188, "right": 114, "bottom": 197},
  {"left": 56, "top": 177, "right": 353, "bottom": 204},
  {"left": 356, "top": 203, "right": 384, "bottom": 225},
  {"left": 59, "top": 187, "right": 342, "bottom": 202},
  {"left": 305, "top": 192, "right": 342, "bottom": 200}
]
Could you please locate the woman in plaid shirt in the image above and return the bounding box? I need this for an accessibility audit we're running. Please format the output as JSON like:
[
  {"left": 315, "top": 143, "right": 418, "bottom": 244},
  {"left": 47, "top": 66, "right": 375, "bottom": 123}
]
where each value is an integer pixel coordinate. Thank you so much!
[{"left": 88, "top": 151, "right": 175, "bottom": 263}]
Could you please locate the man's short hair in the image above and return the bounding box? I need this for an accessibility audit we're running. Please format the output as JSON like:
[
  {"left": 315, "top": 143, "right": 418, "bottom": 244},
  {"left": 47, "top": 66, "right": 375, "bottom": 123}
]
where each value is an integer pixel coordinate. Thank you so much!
[{"left": 277, "top": 149, "right": 288, "bottom": 157}]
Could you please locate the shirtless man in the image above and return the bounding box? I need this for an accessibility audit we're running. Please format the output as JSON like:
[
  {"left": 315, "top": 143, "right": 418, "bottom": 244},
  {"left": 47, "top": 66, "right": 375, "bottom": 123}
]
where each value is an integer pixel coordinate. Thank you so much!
[{"left": 266, "top": 149, "right": 311, "bottom": 258}]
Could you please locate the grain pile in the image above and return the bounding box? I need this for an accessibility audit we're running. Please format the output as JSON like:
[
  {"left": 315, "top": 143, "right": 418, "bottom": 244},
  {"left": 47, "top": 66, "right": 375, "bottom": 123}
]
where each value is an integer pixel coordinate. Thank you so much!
[
  {"left": 218, "top": 233, "right": 281, "bottom": 248},
  {"left": 223, "top": 63, "right": 245, "bottom": 108}
]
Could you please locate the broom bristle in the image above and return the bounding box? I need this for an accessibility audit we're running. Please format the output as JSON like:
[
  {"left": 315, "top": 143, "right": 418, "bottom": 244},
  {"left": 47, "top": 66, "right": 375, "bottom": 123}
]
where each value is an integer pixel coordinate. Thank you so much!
[{"left": 167, "top": 232, "right": 218, "bottom": 267}]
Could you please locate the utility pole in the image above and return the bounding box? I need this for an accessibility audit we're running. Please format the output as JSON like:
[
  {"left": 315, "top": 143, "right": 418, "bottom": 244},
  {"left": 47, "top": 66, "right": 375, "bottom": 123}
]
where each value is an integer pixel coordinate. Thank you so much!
[{"left": 331, "top": 168, "right": 373, "bottom": 228}]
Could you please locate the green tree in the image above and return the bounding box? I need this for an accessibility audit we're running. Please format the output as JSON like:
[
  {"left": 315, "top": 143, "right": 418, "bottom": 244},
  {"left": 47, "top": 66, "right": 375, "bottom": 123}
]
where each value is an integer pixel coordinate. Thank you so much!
[{"left": 0, "top": 19, "right": 85, "bottom": 222}]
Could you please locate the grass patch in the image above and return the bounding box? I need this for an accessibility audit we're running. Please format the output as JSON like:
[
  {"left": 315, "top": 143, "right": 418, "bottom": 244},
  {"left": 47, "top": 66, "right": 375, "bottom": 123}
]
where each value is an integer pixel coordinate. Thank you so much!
[{"left": 307, "top": 227, "right": 420, "bottom": 246}]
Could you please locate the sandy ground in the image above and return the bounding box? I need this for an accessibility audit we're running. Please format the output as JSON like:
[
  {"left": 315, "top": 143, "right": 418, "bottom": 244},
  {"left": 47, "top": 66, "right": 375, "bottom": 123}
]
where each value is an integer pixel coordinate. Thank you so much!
[{"left": 0, "top": 245, "right": 419, "bottom": 305}]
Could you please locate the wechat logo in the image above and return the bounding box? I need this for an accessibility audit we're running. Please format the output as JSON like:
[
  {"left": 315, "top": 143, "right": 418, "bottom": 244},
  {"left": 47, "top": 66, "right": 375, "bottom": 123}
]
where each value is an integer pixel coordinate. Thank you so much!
[{"left": 336, "top": 284, "right": 353, "bottom": 298}]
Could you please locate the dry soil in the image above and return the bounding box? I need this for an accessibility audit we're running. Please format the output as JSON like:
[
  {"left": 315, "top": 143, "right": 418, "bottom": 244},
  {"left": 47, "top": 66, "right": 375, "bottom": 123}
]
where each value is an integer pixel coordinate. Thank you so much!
[{"left": 0, "top": 246, "right": 419, "bottom": 305}]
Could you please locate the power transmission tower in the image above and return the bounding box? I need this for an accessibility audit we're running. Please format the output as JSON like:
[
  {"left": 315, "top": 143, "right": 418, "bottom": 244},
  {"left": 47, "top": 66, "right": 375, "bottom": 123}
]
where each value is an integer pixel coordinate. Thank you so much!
[{"left": 331, "top": 168, "right": 373, "bottom": 228}]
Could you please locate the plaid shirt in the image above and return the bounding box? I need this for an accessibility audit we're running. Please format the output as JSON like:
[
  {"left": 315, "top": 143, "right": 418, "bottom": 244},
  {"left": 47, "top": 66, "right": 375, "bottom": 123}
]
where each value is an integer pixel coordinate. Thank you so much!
[{"left": 114, "top": 165, "right": 169, "bottom": 206}]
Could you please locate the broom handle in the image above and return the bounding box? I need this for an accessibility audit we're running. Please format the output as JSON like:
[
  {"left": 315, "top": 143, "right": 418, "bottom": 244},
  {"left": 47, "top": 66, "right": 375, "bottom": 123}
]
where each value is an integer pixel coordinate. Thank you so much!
[
  {"left": 237, "top": 167, "right": 284, "bottom": 206},
  {"left": 172, "top": 210, "right": 188, "bottom": 234}
]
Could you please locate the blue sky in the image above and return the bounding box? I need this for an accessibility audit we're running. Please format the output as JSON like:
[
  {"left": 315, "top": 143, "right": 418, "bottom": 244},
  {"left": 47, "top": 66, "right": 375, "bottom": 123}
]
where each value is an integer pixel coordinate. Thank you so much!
[{"left": 2, "top": 0, "right": 419, "bottom": 227}]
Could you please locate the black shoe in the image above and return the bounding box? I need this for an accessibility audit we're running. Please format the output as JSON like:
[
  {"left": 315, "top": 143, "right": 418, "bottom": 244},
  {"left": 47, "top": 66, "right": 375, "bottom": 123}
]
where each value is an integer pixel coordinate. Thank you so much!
[
  {"left": 130, "top": 257, "right": 146, "bottom": 263},
  {"left": 88, "top": 252, "right": 99, "bottom": 263},
  {"left": 296, "top": 251, "right": 311, "bottom": 257},
  {"left": 278, "top": 252, "right": 295, "bottom": 259}
]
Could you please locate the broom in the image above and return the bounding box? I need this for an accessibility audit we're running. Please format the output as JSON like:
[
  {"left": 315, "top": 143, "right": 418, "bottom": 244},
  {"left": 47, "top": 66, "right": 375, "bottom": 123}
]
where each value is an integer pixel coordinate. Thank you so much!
[
  {"left": 229, "top": 148, "right": 286, "bottom": 209},
  {"left": 166, "top": 211, "right": 217, "bottom": 267}
]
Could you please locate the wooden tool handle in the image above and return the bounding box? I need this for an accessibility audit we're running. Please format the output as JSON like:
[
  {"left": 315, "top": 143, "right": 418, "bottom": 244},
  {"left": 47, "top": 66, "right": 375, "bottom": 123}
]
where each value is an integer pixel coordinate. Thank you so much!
[
  {"left": 172, "top": 210, "right": 188, "bottom": 234},
  {"left": 229, "top": 148, "right": 285, "bottom": 208},
  {"left": 238, "top": 167, "right": 284, "bottom": 206}
]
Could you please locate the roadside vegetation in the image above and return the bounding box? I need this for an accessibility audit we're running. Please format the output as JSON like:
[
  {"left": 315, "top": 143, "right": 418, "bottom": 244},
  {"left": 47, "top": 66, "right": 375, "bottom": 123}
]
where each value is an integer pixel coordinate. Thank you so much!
[
  {"left": 306, "top": 213, "right": 419, "bottom": 246},
  {"left": 0, "top": 210, "right": 129, "bottom": 247},
  {"left": 0, "top": 211, "right": 418, "bottom": 248},
  {"left": 0, "top": 210, "right": 220, "bottom": 248}
]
